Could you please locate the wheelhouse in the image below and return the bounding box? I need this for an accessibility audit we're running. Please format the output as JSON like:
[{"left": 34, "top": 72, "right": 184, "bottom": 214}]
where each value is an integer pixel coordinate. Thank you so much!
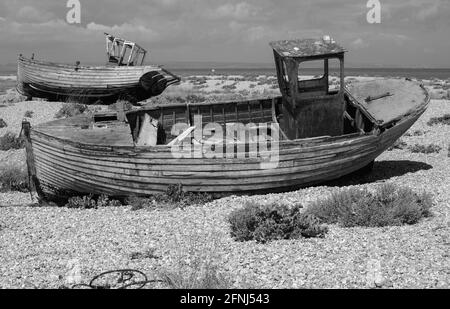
[{"left": 270, "top": 37, "right": 346, "bottom": 139}]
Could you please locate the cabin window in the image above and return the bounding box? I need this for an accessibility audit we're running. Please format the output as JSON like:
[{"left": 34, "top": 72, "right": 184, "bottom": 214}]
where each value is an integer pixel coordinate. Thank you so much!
[
  {"left": 327, "top": 58, "right": 342, "bottom": 93},
  {"left": 297, "top": 57, "right": 342, "bottom": 95}
]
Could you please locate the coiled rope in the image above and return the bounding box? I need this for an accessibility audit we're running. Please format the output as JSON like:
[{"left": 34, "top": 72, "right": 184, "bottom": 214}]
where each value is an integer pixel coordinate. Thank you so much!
[{"left": 72, "top": 269, "right": 164, "bottom": 289}]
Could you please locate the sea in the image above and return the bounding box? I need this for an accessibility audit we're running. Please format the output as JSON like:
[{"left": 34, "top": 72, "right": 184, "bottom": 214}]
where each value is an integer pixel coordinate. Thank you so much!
[{"left": 1, "top": 65, "right": 449, "bottom": 95}]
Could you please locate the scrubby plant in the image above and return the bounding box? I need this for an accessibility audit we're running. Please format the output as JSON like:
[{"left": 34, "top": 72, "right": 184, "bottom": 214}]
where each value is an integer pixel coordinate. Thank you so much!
[
  {"left": 66, "top": 194, "right": 121, "bottom": 209},
  {"left": 110, "top": 100, "right": 133, "bottom": 111},
  {"left": 127, "top": 184, "right": 214, "bottom": 211},
  {"left": 185, "top": 94, "right": 207, "bottom": 103},
  {"left": 222, "top": 83, "right": 237, "bottom": 90},
  {"left": 306, "top": 184, "right": 433, "bottom": 228},
  {"left": 55, "top": 103, "right": 87, "bottom": 119},
  {"left": 130, "top": 248, "right": 159, "bottom": 261},
  {"left": 96, "top": 194, "right": 122, "bottom": 207},
  {"left": 0, "top": 118, "right": 7, "bottom": 128},
  {"left": 127, "top": 195, "right": 152, "bottom": 211},
  {"left": 228, "top": 202, "right": 328, "bottom": 243},
  {"left": 0, "top": 132, "right": 25, "bottom": 151},
  {"left": 0, "top": 165, "right": 29, "bottom": 192},
  {"left": 427, "top": 114, "right": 450, "bottom": 126},
  {"left": 387, "top": 139, "right": 407, "bottom": 151},
  {"left": 23, "top": 110, "right": 34, "bottom": 118},
  {"left": 238, "top": 89, "right": 250, "bottom": 96},
  {"left": 0, "top": 89, "right": 27, "bottom": 104},
  {"left": 411, "top": 130, "right": 425, "bottom": 136},
  {"left": 408, "top": 144, "right": 442, "bottom": 154},
  {"left": 66, "top": 195, "right": 97, "bottom": 209}
]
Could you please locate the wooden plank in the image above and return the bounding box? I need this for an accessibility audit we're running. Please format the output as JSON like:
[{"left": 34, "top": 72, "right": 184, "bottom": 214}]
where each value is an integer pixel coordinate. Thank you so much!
[
  {"left": 167, "top": 126, "right": 196, "bottom": 146},
  {"left": 136, "top": 114, "right": 159, "bottom": 146}
]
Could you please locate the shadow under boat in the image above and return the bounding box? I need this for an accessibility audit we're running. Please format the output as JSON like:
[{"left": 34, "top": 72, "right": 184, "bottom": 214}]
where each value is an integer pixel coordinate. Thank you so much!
[{"left": 323, "top": 160, "right": 433, "bottom": 188}]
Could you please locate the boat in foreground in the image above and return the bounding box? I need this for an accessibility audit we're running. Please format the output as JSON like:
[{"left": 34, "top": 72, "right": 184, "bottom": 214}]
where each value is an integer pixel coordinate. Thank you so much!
[
  {"left": 22, "top": 38, "right": 430, "bottom": 201},
  {"left": 17, "top": 33, "right": 180, "bottom": 104}
]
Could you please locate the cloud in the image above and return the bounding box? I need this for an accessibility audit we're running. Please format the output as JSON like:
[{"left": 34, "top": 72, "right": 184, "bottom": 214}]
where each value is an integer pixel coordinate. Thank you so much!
[
  {"left": 416, "top": 2, "right": 440, "bottom": 20},
  {"left": 86, "top": 22, "right": 159, "bottom": 41},
  {"left": 215, "top": 2, "right": 256, "bottom": 20},
  {"left": 0, "top": 0, "right": 448, "bottom": 67},
  {"left": 16, "top": 5, "right": 54, "bottom": 23},
  {"left": 350, "top": 38, "right": 369, "bottom": 49}
]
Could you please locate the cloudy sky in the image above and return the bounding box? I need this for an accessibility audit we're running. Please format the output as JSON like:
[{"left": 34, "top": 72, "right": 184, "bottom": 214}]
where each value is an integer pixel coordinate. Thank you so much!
[{"left": 0, "top": 0, "right": 449, "bottom": 67}]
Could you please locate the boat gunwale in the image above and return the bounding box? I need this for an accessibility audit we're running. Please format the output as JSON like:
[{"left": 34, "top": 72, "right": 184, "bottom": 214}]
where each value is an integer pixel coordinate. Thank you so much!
[
  {"left": 30, "top": 100, "right": 427, "bottom": 152},
  {"left": 18, "top": 55, "right": 161, "bottom": 71}
]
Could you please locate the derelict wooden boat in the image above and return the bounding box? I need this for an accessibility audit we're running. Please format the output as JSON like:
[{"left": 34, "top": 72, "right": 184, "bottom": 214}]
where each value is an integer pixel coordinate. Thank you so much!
[
  {"left": 17, "top": 33, "right": 180, "bottom": 104},
  {"left": 22, "top": 38, "right": 430, "bottom": 200}
]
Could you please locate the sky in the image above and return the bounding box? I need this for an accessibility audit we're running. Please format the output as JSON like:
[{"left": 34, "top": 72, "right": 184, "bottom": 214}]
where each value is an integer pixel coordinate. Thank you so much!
[{"left": 0, "top": 0, "right": 449, "bottom": 67}]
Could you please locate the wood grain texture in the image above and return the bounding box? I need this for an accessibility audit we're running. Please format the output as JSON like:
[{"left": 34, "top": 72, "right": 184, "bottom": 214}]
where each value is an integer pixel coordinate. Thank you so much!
[
  {"left": 26, "top": 91, "right": 428, "bottom": 199},
  {"left": 16, "top": 56, "right": 169, "bottom": 103}
]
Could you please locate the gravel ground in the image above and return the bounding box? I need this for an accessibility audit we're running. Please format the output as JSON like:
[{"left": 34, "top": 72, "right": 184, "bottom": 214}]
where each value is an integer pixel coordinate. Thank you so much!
[{"left": 0, "top": 95, "right": 449, "bottom": 289}]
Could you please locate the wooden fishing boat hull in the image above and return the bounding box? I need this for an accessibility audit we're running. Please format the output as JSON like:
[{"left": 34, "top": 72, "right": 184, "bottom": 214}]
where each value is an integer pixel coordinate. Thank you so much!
[
  {"left": 16, "top": 56, "right": 174, "bottom": 104},
  {"left": 23, "top": 85, "right": 429, "bottom": 200}
]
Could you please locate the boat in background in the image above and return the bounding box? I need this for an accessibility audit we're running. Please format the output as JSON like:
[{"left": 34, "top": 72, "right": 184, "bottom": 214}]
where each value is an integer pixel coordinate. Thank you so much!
[
  {"left": 16, "top": 33, "right": 180, "bottom": 104},
  {"left": 22, "top": 37, "right": 430, "bottom": 201}
]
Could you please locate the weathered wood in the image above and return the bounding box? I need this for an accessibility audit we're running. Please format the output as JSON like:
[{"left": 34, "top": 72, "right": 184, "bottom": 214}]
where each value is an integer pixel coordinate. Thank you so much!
[
  {"left": 136, "top": 114, "right": 159, "bottom": 146},
  {"left": 23, "top": 37, "right": 430, "bottom": 199},
  {"left": 17, "top": 54, "right": 179, "bottom": 104},
  {"left": 167, "top": 126, "right": 196, "bottom": 146},
  {"left": 26, "top": 99, "right": 426, "bottom": 198},
  {"left": 22, "top": 121, "right": 45, "bottom": 201}
]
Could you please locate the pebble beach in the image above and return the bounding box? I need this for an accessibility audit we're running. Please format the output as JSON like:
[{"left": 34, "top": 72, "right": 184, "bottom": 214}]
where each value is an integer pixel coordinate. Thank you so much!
[{"left": 0, "top": 75, "right": 449, "bottom": 289}]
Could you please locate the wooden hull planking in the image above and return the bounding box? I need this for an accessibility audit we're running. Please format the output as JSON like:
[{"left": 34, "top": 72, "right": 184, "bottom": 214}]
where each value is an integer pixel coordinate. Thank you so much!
[
  {"left": 27, "top": 109, "right": 424, "bottom": 199},
  {"left": 16, "top": 56, "right": 171, "bottom": 104}
]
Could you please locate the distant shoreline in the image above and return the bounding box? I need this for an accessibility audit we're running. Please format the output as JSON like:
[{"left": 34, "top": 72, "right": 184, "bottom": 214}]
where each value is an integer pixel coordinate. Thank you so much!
[
  {"left": 2, "top": 68, "right": 450, "bottom": 79},
  {"left": 3, "top": 66, "right": 450, "bottom": 80}
]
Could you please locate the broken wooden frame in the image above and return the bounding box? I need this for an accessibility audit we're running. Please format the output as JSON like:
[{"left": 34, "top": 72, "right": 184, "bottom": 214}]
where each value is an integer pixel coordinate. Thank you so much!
[{"left": 105, "top": 33, "right": 147, "bottom": 66}]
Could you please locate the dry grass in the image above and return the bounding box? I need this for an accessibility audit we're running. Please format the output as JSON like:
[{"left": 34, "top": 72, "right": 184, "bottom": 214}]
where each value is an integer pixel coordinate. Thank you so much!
[{"left": 158, "top": 221, "right": 232, "bottom": 289}]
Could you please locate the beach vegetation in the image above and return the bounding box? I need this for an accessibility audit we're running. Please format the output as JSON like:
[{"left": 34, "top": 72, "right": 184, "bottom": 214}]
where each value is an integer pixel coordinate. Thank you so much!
[
  {"left": 408, "top": 144, "right": 442, "bottom": 154},
  {"left": 229, "top": 202, "right": 328, "bottom": 243},
  {"left": 427, "top": 114, "right": 450, "bottom": 126},
  {"left": 306, "top": 184, "right": 433, "bottom": 227},
  {"left": 55, "top": 103, "right": 87, "bottom": 119},
  {"left": 0, "top": 132, "right": 25, "bottom": 151},
  {"left": 0, "top": 165, "right": 29, "bottom": 192}
]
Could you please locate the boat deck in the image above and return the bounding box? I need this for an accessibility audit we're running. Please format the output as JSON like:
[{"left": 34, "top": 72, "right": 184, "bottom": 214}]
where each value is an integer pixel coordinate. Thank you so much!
[
  {"left": 346, "top": 79, "right": 428, "bottom": 126},
  {"left": 34, "top": 116, "right": 135, "bottom": 147}
]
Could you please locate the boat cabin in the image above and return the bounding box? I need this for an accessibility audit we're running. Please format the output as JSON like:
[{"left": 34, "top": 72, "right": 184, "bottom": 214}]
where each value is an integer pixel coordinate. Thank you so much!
[
  {"left": 105, "top": 33, "right": 147, "bottom": 66},
  {"left": 270, "top": 38, "right": 346, "bottom": 139}
]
